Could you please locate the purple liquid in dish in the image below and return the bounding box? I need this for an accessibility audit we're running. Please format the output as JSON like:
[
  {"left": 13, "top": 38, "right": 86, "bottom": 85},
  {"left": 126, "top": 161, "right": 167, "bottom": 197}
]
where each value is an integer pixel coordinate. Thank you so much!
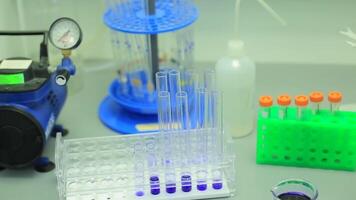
[{"left": 278, "top": 192, "right": 312, "bottom": 200}]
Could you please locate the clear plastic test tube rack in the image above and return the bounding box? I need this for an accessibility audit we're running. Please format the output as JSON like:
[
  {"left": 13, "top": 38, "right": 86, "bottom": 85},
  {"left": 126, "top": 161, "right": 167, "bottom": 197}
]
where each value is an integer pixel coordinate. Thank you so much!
[{"left": 55, "top": 69, "right": 236, "bottom": 200}]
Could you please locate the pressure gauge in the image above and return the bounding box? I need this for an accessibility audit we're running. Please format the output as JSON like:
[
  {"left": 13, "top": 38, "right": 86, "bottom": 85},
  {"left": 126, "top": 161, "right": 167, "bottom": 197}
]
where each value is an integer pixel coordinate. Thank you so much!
[{"left": 49, "top": 17, "right": 82, "bottom": 50}]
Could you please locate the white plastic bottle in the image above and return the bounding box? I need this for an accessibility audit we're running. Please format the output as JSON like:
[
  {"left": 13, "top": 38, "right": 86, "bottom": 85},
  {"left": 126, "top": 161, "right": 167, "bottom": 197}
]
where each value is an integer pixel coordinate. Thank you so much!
[{"left": 215, "top": 40, "right": 256, "bottom": 138}]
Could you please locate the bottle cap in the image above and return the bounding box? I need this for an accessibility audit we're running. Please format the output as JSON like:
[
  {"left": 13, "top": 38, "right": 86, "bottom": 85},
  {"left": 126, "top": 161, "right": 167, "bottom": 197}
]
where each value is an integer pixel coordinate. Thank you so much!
[
  {"left": 259, "top": 96, "right": 273, "bottom": 107},
  {"left": 277, "top": 94, "right": 291, "bottom": 106},
  {"left": 310, "top": 91, "right": 324, "bottom": 103},
  {"left": 295, "top": 95, "right": 309, "bottom": 106},
  {"left": 328, "top": 91, "right": 342, "bottom": 103}
]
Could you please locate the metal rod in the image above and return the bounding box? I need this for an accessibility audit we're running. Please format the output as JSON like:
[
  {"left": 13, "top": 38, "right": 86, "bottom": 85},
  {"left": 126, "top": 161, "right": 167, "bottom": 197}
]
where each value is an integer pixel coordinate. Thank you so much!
[{"left": 146, "top": 0, "right": 159, "bottom": 87}]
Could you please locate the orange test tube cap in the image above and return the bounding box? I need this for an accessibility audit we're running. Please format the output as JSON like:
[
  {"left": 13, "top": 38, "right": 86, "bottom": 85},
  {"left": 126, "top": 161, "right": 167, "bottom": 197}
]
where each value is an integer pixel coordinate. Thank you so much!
[
  {"left": 259, "top": 96, "right": 273, "bottom": 107},
  {"left": 328, "top": 91, "right": 342, "bottom": 103},
  {"left": 310, "top": 91, "right": 324, "bottom": 103},
  {"left": 277, "top": 94, "right": 291, "bottom": 106},
  {"left": 295, "top": 95, "right": 309, "bottom": 106}
]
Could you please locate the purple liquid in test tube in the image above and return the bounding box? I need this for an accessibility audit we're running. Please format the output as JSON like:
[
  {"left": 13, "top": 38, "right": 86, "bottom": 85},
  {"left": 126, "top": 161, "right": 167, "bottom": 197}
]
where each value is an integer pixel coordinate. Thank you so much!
[
  {"left": 181, "top": 174, "right": 192, "bottom": 192},
  {"left": 135, "top": 191, "right": 144, "bottom": 197},
  {"left": 150, "top": 176, "right": 160, "bottom": 195},
  {"left": 176, "top": 91, "right": 193, "bottom": 193},
  {"left": 157, "top": 73, "right": 177, "bottom": 195}
]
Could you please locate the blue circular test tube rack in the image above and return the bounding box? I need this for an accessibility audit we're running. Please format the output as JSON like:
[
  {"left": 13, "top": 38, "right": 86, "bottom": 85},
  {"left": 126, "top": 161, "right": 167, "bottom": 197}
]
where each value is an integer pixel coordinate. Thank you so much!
[{"left": 99, "top": 0, "right": 199, "bottom": 134}]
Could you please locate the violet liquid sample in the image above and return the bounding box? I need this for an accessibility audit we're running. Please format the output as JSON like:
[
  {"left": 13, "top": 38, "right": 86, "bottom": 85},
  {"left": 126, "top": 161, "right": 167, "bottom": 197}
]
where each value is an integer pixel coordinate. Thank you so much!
[
  {"left": 278, "top": 192, "right": 312, "bottom": 200},
  {"left": 181, "top": 175, "right": 192, "bottom": 192},
  {"left": 150, "top": 176, "right": 160, "bottom": 195},
  {"left": 166, "top": 183, "right": 176, "bottom": 194},
  {"left": 212, "top": 180, "right": 223, "bottom": 190},
  {"left": 135, "top": 191, "right": 144, "bottom": 197},
  {"left": 197, "top": 181, "right": 207, "bottom": 191}
]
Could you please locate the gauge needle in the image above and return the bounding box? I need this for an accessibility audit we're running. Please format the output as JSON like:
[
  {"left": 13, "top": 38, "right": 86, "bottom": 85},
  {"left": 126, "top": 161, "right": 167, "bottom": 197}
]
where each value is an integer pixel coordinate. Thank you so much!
[{"left": 58, "top": 30, "right": 71, "bottom": 42}]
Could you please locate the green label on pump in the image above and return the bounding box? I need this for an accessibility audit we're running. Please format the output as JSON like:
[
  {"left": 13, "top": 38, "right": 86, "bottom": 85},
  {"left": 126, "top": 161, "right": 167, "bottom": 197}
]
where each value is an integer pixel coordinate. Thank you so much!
[{"left": 0, "top": 73, "right": 24, "bottom": 85}]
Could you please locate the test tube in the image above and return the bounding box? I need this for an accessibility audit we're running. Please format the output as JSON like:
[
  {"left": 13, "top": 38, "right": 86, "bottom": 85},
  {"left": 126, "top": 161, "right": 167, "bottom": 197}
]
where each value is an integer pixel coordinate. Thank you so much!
[
  {"left": 195, "top": 89, "right": 209, "bottom": 191},
  {"left": 176, "top": 91, "right": 190, "bottom": 130},
  {"left": 309, "top": 91, "right": 324, "bottom": 115},
  {"left": 328, "top": 91, "right": 342, "bottom": 114},
  {"left": 133, "top": 142, "right": 145, "bottom": 197},
  {"left": 150, "top": 175, "right": 160, "bottom": 195},
  {"left": 147, "top": 86, "right": 163, "bottom": 195},
  {"left": 169, "top": 69, "right": 181, "bottom": 129},
  {"left": 295, "top": 95, "right": 309, "bottom": 120},
  {"left": 186, "top": 27, "right": 194, "bottom": 68},
  {"left": 155, "top": 71, "right": 168, "bottom": 93},
  {"left": 157, "top": 91, "right": 176, "bottom": 193},
  {"left": 277, "top": 94, "right": 291, "bottom": 120},
  {"left": 176, "top": 91, "right": 192, "bottom": 192},
  {"left": 158, "top": 91, "right": 172, "bottom": 131},
  {"left": 209, "top": 91, "right": 224, "bottom": 190},
  {"left": 146, "top": 137, "right": 160, "bottom": 195},
  {"left": 182, "top": 69, "right": 199, "bottom": 128},
  {"left": 169, "top": 70, "right": 181, "bottom": 94},
  {"left": 259, "top": 96, "right": 273, "bottom": 119},
  {"left": 203, "top": 69, "right": 216, "bottom": 91}
]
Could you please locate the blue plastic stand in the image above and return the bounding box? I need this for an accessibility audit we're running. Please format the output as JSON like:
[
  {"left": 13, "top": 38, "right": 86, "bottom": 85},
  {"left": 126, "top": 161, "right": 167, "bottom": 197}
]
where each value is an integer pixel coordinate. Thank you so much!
[
  {"left": 100, "top": 0, "right": 198, "bottom": 134},
  {"left": 103, "top": 0, "right": 198, "bottom": 34},
  {"left": 109, "top": 79, "right": 157, "bottom": 114},
  {"left": 99, "top": 96, "right": 158, "bottom": 134}
]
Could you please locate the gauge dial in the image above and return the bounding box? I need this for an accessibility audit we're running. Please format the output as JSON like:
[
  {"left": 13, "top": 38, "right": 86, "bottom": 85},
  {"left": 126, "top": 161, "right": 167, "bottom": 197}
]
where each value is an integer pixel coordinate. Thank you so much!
[{"left": 49, "top": 17, "right": 82, "bottom": 50}]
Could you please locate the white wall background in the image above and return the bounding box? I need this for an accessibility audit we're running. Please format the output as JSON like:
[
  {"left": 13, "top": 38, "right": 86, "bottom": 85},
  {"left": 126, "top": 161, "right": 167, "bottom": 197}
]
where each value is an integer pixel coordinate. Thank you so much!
[{"left": 0, "top": 0, "right": 356, "bottom": 66}]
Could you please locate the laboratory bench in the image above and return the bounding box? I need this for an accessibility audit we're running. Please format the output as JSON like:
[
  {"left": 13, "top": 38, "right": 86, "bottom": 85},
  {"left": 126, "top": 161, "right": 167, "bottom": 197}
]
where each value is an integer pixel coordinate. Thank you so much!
[{"left": 0, "top": 61, "right": 356, "bottom": 200}]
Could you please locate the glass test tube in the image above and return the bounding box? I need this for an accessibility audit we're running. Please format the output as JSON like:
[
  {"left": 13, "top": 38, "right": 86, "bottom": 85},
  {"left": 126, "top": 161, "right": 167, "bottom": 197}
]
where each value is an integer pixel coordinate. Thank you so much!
[
  {"left": 259, "top": 96, "right": 273, "bottom": 119},
  {"left": 209, "top": 91, "right": 224, "bottom": 190},
  {"left": 156, "top": 71, "right": 168, "bottom": 93},
  {"left": 133, "top": 142, "right": 145, "bottom": 197},
  {"left": 195, "top": 88, "right": 209, "bottom": 191},
  {"left": 176, "top": 91, "right": 190, "bottom": 130},
  {"left": 295, "top": 95, "right": 309, "bottom": 120},
  {"left": 182, "top": 69, "right": 199, "bottom": 128},
  {"left": 182, "top": 28, "right": 193, "bottom": 68},
  {"left": 277, "top": 94, "right": 291, "bottom": 120},
  {"left": 203, "top": 69, "right": 216, "bottom": 91},
  {"left": 186, "top": 27, "right": 195, "bottom": 68},
  {"left": 328, "top": 91, "right": 342, "bottom": 115},
  {"left": 157, "top": 90, "right": 176, "bottom": 194},
  {"left": 176, "top": 91, "right": 192, "bottom": 192},
  {"left": 146, "top": 137, "right": 160, "bottom": 195},
  {"left": 309, "top": 91, "right": 323, "bottom": 115},
  {"left": 169, "top": 69, "right": 181, "bottom": 129},
  {"left": 175, "top": 30, "right": 184, "bottom": 67}
]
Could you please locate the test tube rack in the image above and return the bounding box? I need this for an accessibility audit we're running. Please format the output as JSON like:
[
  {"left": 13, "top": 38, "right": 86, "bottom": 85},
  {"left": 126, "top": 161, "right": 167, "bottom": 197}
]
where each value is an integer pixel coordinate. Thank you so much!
[
  {"left": 57, "top": 69, "right": 236, "bottom": 200},
  {"left": 99, "top": 0, "right": 199, "bottom": 134},
  {"left": 257, "top": 106, "right": 356, "bottom": 171},
  {"left": 55, "top": 130, "right": 236, "bottom": 200}
]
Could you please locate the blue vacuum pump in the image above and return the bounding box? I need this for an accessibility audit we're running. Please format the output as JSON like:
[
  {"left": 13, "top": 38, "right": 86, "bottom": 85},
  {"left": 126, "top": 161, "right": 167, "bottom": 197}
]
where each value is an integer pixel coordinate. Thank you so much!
[{"left": 0, "top": 17, "right": 82, "bottom": 172}]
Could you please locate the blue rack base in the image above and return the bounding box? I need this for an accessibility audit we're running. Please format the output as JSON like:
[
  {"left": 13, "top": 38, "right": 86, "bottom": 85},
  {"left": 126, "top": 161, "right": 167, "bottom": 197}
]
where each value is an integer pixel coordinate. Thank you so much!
[{"left": 99, "top": 96, "right": 158, "bottom": 134}]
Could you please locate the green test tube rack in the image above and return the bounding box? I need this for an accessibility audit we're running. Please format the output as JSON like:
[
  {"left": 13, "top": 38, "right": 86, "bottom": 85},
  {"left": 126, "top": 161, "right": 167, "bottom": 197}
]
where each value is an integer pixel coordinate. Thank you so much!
[{"left": 256, "top": 106, "right": 356, "bottom": 171}]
